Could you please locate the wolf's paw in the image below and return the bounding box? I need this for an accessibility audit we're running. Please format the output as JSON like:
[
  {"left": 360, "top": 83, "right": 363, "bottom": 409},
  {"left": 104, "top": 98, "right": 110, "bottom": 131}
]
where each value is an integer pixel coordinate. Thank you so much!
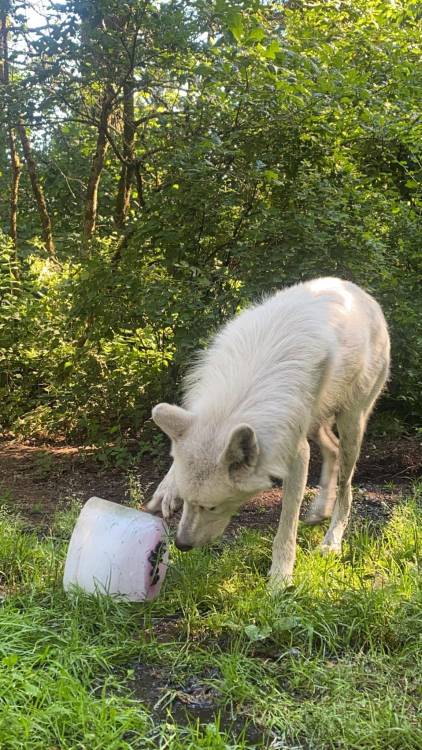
[
  {"left": 268, "top": 566, "right": 293, "bottom": 595},
  {"left": 146, "top": 479, "right": 181, "bottom": 520},
  {"left": 318, "top": 541, "right": 342, "bottom": 556},
  {"left": 304, "top": 492, "right": 335, "bottom": 526},
  {"left": 303, "top": 510, "right": 330, "bottom": 526}
]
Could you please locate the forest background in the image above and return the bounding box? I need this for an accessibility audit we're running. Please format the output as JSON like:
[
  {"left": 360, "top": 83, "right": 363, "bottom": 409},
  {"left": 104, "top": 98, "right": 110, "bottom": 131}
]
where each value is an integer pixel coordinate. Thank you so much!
[{"left": 1, "top": 0, "right": 421, "bottom": 454}]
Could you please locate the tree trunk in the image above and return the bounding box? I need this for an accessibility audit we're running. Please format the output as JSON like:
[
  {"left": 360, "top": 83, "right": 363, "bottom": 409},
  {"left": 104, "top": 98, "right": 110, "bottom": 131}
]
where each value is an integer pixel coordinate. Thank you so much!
[
  {"left": 135, "top": 163, "right": 145, "bottom": 209},
  {"left": 114, "top": 80, "right": 136, "bottom": 230},
  {"left": 83, "top": 85, "right": 114, "bottom": 246},
  {"left": 3, "top": 11, "right": 54, "bottom": 257},
  {"left": 0, "top": 11, "right": 6, "bottom": 77},
  {"left": 1, "top": 11, "right": 22, "bottom": 258},
  {"left": 17, "top": 119, "right": 56, "bottom": 257},
  {"left": 8, "top": 126, "right": 21, "bottom": 250}
]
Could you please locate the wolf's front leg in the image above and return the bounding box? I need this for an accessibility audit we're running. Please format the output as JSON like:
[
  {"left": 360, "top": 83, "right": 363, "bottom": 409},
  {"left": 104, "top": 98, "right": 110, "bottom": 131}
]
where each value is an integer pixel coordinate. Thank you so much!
[
  {"left": 269, "top": 440, "right": 310, "bottom": 592},
  {"left": 145, "top": 464, "right": 182, "bottom": 520}
]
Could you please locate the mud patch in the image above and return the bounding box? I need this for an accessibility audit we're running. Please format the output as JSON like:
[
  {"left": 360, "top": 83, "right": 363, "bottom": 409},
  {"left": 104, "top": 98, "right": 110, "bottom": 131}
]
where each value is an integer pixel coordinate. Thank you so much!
[{"left": 130, "top": 664, "right": 267, "bottom": 745}]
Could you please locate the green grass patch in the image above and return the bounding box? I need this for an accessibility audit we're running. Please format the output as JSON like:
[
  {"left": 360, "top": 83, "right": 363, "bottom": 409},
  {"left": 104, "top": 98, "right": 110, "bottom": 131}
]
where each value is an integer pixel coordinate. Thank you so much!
[{"left": 0, "top": 487, "right": 421, "bottom": 748}]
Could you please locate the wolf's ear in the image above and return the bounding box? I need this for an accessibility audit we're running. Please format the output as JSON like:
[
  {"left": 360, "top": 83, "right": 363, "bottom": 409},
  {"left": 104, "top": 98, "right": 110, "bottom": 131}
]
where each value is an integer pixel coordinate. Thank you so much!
[
  {"left": 220, "top": 424, "right": 259, "bottom": 481},
  {"left": 152, "top": 403, "right": 193, "bottom": 441}
]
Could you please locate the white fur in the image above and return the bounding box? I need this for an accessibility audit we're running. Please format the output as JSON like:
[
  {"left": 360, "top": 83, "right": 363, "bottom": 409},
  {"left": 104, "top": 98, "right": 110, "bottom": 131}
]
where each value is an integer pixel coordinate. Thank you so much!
[{"left": 147, "top": 277, "right": 390, "bottom": 589}]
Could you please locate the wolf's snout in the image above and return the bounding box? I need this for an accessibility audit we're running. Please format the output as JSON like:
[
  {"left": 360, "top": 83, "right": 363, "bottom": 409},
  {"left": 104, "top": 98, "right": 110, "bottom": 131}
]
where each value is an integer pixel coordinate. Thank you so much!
[{"left": 175, "top": 538, "right": 193, "bottom": 552}]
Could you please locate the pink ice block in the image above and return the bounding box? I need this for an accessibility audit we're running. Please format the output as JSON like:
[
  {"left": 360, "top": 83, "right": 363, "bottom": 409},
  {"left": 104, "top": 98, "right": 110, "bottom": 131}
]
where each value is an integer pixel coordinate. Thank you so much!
[{"left": 63, "top": 497, "right": 169, "bottom": 601}]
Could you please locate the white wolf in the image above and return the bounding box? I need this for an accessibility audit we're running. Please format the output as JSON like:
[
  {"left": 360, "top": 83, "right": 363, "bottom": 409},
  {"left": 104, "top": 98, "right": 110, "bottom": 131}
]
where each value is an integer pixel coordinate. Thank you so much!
[{"left": 147, "top": 277, "right": 390, "bottom": 589}]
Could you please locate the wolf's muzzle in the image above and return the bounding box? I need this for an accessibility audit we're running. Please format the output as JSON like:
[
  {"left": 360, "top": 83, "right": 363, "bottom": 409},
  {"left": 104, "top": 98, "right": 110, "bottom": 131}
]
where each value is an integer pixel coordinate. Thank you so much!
[{"left": 175, "top": 539, "right": 193, "bottom": 552}]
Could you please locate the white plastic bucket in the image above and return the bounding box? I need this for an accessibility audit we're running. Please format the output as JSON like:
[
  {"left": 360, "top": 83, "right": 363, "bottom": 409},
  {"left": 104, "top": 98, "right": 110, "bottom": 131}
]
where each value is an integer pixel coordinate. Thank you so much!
[{"left": 63, "top": 497, "right": 169, "bottom": 601}]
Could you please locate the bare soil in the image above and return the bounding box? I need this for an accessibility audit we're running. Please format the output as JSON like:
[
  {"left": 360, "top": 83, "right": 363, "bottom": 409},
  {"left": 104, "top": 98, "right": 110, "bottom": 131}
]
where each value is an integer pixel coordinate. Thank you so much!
[
  {"left": 127, "top": 664, "right": 266, "bottom": 744},
  {"left": 0, "top": 435, "right": 420, "bottom": 532}
]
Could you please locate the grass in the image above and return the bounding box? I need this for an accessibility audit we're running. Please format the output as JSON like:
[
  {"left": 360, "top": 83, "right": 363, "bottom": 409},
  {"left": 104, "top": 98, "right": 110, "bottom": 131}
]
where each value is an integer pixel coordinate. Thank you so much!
[{"left": 0, "top": 488, "right": 421, "bottom": 749}]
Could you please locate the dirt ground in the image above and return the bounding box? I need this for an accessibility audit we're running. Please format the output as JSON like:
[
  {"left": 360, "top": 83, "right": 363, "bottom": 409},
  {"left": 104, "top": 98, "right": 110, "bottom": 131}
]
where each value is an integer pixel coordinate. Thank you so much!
[{"left": 0, "top": 435, "right": 420, "bottom": 532}]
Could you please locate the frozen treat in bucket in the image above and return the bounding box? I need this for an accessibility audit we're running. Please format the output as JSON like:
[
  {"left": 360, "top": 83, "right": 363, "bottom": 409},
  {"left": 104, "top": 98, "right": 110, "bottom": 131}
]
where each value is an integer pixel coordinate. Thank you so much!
[{"left": 63, "top": 497, "right": 168, "bottom": 601}]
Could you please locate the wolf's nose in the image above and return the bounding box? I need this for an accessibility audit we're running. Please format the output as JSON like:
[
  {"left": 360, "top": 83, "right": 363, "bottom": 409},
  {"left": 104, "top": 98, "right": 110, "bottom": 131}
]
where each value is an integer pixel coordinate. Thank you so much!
[{"left": 175, "top": 539, "right": 193, "bottom": 552}]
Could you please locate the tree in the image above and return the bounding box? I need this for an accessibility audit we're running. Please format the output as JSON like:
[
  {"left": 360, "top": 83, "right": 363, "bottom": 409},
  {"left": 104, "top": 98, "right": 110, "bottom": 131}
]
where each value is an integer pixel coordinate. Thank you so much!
[
  {"left": 0, "top": 0, "right": 420, "bottom": 441},
  {"left": 0, "top": 9, "right": 21, "bottom": 257}
]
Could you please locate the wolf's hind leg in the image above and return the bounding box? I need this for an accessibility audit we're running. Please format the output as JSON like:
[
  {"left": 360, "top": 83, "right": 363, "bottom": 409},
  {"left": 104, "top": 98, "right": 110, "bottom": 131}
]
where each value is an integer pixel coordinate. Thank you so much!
[
  {"left": 305, "top": 423, "right": 339, "bottom": 525},
  {"left": 320, "top": 364, "right": 389, "bottom": 553}
]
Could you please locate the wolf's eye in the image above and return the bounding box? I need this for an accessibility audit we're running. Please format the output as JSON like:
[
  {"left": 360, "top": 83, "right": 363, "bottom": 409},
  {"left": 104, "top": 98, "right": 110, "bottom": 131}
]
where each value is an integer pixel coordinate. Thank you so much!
[{"left": 199, "top": 505, "right": 216, "bottom": 511}]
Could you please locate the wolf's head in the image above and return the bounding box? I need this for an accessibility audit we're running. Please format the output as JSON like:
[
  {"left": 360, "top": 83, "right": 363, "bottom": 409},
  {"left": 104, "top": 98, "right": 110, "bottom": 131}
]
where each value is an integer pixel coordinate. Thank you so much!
[{"left": 151, "top": 403, "right": 271, "bottom": 549}]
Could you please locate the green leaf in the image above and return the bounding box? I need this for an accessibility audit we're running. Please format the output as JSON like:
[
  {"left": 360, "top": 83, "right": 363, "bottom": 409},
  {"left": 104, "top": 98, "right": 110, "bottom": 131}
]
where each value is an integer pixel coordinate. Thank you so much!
[
  {"left": 264, "top": 169, "right": 280, "bottom": 183},
  {"left": 244, "top": 624, "right": 272, "bottom": 642},
  {"left": 264, "top": 39, "right": 282, "bottom": 60},
  {"left": 248, "top": 26, "right": 265, "bottom": 43},
  {"left": 227, "top": 10, "right": 244, "bottom": 42},
  {"left": 276, "top": 616, "right": 301, "bottom": 632},
  {"left": 2, "top": 654, "right": 19, "bottom": 667}
]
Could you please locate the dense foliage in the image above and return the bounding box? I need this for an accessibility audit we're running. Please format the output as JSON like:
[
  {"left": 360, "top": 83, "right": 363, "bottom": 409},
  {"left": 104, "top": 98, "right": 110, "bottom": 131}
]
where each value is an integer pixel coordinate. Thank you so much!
[{"left": 0, "top": 0, "right": 421, "bottom": 443}]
